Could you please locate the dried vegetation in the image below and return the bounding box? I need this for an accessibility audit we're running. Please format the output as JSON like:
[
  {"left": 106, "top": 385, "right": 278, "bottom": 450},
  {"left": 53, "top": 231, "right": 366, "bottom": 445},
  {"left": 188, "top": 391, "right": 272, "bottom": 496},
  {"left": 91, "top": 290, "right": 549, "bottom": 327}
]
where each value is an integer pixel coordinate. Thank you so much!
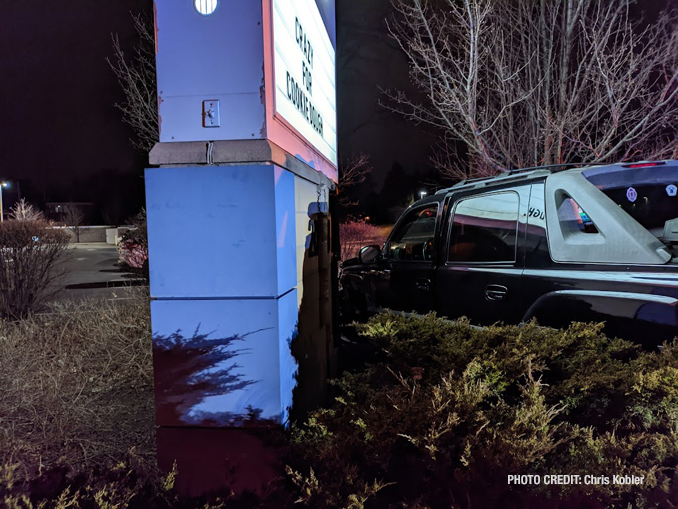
[{"left": 0, "top": 292, "right": 155, "bottom": 477}]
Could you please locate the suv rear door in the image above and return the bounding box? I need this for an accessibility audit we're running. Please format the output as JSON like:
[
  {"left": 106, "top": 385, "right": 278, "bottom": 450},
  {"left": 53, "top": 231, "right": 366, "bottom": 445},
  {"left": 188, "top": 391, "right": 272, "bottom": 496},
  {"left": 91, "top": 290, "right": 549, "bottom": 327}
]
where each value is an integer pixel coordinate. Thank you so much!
[{"left": 435, "top": 186, "right": 529, "bottom": 325}]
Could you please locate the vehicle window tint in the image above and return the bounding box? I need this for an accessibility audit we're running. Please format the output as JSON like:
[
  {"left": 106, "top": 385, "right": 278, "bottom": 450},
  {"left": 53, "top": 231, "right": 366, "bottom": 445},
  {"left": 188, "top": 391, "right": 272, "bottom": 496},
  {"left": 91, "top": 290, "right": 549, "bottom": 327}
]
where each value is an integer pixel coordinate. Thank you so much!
[
  {"left": 449, "top": 193, "right": 519, "bottom": 262},
  {"left": 583, "top": 165, "right": 678, "bottom": 233},
  {"left": 389, "top": 205, "right": 438, "bottom": 261},
  {"left": 557, "top": 196, "right": 599, "bottom": 234}
]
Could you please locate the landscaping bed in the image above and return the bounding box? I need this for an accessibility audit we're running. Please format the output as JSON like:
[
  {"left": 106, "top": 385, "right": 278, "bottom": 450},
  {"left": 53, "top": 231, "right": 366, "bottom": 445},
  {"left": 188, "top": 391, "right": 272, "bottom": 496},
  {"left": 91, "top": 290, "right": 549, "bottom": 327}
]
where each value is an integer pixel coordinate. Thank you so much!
[{"left": 2, "top": 302, "right": 677, "bottom": 507}]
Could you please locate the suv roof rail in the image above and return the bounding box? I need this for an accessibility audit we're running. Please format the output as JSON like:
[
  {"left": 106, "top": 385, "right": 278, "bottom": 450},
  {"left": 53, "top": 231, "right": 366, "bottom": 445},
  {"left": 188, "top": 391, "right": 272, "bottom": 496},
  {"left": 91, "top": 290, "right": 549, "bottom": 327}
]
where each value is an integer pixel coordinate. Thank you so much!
[
  {"left": 435, "top": 162, "right": 611, "bottom": 195},
  {"left": 435, "top": 169, "right": 550, "bottom": 194},
  {"left": 503, "top": 162, "right": 609, "bottom": 174}
]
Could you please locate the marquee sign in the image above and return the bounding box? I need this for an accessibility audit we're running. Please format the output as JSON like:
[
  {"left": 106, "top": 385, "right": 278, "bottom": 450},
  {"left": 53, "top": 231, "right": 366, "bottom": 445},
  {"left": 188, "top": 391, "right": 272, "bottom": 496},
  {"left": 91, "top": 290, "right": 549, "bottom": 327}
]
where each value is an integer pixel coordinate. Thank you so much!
[{"left": 272, "top": 0, "right": 337, "bottom": 166}]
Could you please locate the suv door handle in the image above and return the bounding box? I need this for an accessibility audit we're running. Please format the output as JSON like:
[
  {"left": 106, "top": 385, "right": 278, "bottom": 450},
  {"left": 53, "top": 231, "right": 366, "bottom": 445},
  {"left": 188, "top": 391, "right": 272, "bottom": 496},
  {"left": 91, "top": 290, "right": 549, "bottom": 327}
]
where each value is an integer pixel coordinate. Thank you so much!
[
  {"left": 485, "top": 284, "right": 508, "bottom": 302},
  {"left": 415, "top": 278, "right": 431, "bottom": 291}
]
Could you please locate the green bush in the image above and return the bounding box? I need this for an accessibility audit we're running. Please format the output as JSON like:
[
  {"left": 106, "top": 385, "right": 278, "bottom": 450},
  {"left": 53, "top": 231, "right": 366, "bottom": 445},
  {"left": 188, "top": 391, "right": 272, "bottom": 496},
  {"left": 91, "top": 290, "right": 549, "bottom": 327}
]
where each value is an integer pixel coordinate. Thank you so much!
[
  {"left": 0, "top": 456, "right": 295, "bottom": 509},
  {"left": 0, "top": 457, "right": 266, "bottom": 509},
  {"left": 0, "top": 455, "right": 175, "bottom": 509},
  {"left": 287, "top": 314, "right": 678, "bottom": 508}
]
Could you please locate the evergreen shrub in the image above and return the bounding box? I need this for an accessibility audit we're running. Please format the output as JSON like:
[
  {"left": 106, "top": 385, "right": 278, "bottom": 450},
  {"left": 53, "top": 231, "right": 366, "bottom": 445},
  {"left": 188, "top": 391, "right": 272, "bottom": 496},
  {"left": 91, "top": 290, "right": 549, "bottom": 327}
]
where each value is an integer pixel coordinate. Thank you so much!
[{"left": 287, "top": 313, "right": 678, "bottom": 508}]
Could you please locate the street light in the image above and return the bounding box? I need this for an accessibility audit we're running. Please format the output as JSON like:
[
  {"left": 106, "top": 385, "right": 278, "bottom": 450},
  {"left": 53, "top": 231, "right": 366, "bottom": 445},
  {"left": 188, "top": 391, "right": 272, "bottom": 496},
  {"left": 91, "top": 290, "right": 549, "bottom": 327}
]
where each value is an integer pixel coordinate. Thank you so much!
[
  {"left": 419, "top": 190, "right": 427, "bottom": 199},
  {"left": 0, "top": 182, "right": 9, "bottom": 222}
]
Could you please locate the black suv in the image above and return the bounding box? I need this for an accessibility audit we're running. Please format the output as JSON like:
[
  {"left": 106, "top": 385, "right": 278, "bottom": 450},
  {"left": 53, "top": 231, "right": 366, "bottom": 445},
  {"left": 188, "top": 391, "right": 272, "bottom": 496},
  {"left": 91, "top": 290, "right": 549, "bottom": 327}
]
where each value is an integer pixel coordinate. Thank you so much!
[{"left": 340, "top": 161, "right": 678, "bottom": 347}]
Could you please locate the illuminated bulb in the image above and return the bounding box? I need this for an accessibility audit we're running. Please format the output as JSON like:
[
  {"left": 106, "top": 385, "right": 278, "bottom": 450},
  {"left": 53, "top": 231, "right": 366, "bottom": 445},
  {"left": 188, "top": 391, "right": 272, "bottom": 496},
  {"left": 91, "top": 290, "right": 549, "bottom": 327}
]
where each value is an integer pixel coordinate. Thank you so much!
[{"left": 194, "top": 0, "right": 218, "bottom": 15}]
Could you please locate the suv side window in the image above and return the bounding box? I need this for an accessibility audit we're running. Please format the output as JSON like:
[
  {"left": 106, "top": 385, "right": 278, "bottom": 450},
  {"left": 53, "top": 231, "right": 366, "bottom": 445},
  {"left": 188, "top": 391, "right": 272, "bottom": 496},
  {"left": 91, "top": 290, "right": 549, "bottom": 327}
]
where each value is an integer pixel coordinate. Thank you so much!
[
  {"left": 557, "top": 196, "right": 599, "bottom": 234},
  {"left": 448, "top": 192, "right": 519, "bottom": 262},
  {"left": 389, "top": 204, "right": 438, "bottom": 261}
]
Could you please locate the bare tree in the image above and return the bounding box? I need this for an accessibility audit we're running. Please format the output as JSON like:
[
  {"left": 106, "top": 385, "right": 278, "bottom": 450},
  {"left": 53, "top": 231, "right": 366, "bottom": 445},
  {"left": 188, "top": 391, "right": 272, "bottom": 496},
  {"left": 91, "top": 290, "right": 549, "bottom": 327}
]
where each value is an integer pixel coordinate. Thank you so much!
[
  {"left": 384, "top": 0, "right": 678, "bottom": 180},
  {"left": 107, "top": 13, "right": 158, "bottom": 152},
  {"left": 9, "top": 198, "right": 44, "bottom": 221},
  {"left": 338, "top": 153, "right": 372, "bottom": 206},
  {"left": 63, "top": 205, "right": 85, "bottom": 243}
]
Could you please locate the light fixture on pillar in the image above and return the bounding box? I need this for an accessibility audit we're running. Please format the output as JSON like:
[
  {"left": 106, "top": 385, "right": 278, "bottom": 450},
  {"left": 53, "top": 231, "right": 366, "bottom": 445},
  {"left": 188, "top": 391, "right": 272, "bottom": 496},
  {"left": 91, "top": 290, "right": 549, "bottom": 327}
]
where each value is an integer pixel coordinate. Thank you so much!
[{"left": 194, "top": 0, "right": 218, "bottom": 16}]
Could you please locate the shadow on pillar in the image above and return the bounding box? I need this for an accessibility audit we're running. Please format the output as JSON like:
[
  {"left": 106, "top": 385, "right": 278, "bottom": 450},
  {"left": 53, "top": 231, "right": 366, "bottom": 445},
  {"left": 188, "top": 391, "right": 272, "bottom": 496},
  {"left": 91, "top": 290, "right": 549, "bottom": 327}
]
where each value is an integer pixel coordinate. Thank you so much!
[
  {"left": 153, "top": 327, "right": 265, "bottom": 426},
  {"left": 289, "top": 213, "right": 335, "bottom": 423},
  {"left": 154, "top": 215, "right": 336, "bottom": 497}
]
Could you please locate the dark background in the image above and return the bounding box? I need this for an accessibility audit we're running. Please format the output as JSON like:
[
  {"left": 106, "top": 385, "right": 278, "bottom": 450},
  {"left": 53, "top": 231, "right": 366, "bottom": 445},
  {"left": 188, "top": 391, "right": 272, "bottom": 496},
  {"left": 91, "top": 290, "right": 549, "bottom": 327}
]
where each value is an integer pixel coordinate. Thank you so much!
[
  {"left": 0, "top": 0, "right": 664, "bottom": 224},
  {"left": 0, "top": 0, "right": 151, "bottom": 223}
]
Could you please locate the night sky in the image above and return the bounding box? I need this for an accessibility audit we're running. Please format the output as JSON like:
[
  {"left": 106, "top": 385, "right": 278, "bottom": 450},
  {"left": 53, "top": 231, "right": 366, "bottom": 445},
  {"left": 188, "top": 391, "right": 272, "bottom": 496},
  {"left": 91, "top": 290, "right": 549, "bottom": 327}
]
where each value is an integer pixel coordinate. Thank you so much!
[
  {"left": 0, "top": 0, "right": 153, "bottom": 220},
  {"left": 1, "top": 1, "right": 664, "bottom": 222},
  {"left": 336, "top": 0, "right": 436, "bottom": 191}
]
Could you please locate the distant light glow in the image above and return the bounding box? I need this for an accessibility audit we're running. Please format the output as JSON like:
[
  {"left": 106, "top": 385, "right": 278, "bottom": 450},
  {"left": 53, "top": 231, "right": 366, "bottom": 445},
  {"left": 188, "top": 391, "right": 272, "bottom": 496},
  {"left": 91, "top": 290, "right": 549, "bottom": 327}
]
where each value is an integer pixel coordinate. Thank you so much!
[{"left": 194, "top": 0, "right": 218, "bottom": 15}]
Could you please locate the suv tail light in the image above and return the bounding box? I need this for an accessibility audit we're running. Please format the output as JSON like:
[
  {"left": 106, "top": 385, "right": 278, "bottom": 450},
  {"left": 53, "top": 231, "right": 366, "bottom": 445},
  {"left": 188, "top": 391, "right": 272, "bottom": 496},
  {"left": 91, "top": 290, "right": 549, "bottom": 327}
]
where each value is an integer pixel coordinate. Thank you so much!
[{"left": 622, "top": 162, "right": 667, "bottom": 168}]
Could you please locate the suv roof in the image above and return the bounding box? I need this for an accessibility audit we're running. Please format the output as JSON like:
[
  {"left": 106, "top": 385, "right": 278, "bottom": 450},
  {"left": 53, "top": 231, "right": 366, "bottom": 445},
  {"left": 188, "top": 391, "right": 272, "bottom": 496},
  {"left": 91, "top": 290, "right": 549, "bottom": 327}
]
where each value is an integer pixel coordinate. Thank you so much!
[{"left": 433, "top": 161, "right": 673, "bottom": 196}]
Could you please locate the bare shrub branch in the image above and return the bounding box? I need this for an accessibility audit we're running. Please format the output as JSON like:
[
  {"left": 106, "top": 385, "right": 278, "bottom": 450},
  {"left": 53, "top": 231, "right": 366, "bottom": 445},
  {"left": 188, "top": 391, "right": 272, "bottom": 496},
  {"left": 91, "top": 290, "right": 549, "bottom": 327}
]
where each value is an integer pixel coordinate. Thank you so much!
[
  {"left": 0, "top": 221, "right": 70, "bottom": 318},
  {"left": 107, "top": 13, "right": 159, "bottom": 152},
  {"left": 339, "top": 220, "right": 387, "bottom": 261},
  {"left": 63, "top": 204, "right": 85, "bottom": 243},
  {"left": 338, "top": 153, "right": 372, "bottom": 206}
]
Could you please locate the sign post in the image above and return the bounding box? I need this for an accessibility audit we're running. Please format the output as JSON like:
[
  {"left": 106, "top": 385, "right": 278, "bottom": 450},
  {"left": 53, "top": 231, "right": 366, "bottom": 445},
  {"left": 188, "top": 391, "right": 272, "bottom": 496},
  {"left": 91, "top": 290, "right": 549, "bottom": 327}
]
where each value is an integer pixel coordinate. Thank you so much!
[{"left": 146, "top": 0, "right": 337, "bottom": 496}]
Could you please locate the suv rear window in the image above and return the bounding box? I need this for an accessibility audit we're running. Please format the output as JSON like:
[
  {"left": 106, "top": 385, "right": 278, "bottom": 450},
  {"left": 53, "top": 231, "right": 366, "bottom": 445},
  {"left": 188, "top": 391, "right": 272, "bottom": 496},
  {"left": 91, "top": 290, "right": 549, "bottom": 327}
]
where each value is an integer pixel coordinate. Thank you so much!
[
  {"left": 583, "top": 165, "right": 678, "bottom": 237},
  {"left": 557, "top": 196, "right": 599, "bottom": 234}
]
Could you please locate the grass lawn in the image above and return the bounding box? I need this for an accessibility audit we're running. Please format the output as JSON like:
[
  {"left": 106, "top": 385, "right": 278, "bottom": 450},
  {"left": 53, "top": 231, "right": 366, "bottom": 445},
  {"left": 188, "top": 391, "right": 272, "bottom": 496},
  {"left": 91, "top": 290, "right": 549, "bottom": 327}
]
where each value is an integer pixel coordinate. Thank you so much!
[{"left": 0, "top": 290, "right": 155, "bottom": 477}]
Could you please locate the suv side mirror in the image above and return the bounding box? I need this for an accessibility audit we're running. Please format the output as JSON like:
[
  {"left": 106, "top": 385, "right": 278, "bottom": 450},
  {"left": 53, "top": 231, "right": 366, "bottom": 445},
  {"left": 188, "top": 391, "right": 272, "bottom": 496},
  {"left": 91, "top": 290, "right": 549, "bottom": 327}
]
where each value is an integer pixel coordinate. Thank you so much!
[{"left": 358, "top": 245, "right": 381, "bottom": 264}]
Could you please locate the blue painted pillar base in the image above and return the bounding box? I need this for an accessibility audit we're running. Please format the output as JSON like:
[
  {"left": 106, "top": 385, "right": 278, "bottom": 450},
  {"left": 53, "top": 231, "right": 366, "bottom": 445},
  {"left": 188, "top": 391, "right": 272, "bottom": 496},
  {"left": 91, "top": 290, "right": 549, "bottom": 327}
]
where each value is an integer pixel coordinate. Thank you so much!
[{"left": 145, "top": 164, "right": 303, "bottom": 495}]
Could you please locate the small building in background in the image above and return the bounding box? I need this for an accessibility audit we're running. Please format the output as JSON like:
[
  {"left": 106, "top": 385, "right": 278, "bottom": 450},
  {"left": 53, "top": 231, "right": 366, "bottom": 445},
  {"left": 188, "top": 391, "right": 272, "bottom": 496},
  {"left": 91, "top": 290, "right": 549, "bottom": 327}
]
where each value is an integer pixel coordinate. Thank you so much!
[{"left": 45, "top": 202, "right": 94, "bottom": 225}]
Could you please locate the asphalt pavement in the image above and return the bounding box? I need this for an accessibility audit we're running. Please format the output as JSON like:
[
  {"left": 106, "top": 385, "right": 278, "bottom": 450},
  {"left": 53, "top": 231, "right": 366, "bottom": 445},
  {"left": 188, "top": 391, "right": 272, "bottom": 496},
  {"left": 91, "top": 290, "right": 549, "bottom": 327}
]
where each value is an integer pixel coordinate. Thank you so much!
[{"left": 56, "top": 243, "right": 146, "bottom": 302}]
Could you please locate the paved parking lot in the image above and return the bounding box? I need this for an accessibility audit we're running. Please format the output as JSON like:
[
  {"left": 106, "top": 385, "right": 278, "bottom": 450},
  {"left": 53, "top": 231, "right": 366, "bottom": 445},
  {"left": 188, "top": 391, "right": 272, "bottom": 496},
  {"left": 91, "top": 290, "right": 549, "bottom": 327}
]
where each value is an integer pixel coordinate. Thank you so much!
[{"left": 57, "top": 243, "right": 145, "bottom": 302}]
